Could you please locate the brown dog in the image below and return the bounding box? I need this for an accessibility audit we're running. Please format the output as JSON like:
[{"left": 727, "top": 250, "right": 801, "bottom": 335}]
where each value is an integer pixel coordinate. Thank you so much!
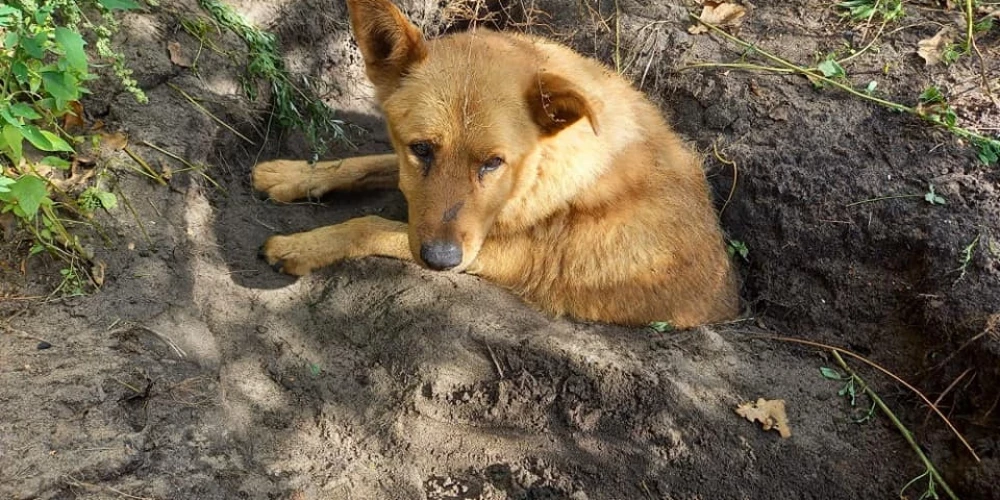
[{"left": 252, "top": 0, "right": 738, "bottom": 328}]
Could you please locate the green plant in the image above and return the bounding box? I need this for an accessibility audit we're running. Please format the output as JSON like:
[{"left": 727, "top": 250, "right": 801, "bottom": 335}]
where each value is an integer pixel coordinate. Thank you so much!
[
  {"left": 1, "top": 0, "right": 143, "bottom": 294},
  {"left": 727, "top": 239, "right": 749, "bottom": 262},
  {"left": 648, "top": 321, "right": 674, "bottom": 333},
  {"left": 816, "top": 57, "right": 845, "bottom": 79},
  {"left": 955, "top": 234, "right": 980, "bottom": 281},
  {"left": 197, "top": 0, "right": 353, "bottom": 160},
  {"left": 917, "top": 86, "right": 959, "bottom": 129},
  {"left": 820, "top": 366, "right": 877, "bottom": 423},
  {"left": 837, "top": 0, "right": 905, "bottom": 23},
  {"left": 923, "top": 184, "right": 946, "bottom": 205}
]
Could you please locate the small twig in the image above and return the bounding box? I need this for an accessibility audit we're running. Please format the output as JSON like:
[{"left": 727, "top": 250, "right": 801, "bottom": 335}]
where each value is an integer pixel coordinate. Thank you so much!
[
  {"left": 845, "top": 194, "right": 923, "bottom": 207},
  {"left": 140, "top": 325, "right": 187, "bottom": 358},
  {"left": 486, "top": 344, "right": 505, "bottom": 379},
  {"left": 63, "top": 475, "right": 156, "bottom": 500},
  {"left": 930, "top": 314, "right": 999, "bottom": 371},
  {"left": 837, "top": 14, "right": 890, "bottom": 65},
  {"left": 122, "top": 147, "right": 168, "bottom": 186},
  {"left": 113, "top": 179, "right": 152, "bottom": 246},
  {"left": 613, "top": 0, "right": 622, "bottom": 74},
  {"left": 923, "top": 367, "right": 974, "bottom": 427},
  {"left": 680, "top": 62, "right": 798, "bottom": 74},
  {"left": 168, "top": 83, "right": 255, "bottom": 144},
  {"left": 712, "top": 141, "right": 738, "bottom": 216},
  {"left": 140, "top": 141, "right": 227, "bottom": 195},
  {"left": 832, "top": 351, "right": 959, "bottom": 500}
]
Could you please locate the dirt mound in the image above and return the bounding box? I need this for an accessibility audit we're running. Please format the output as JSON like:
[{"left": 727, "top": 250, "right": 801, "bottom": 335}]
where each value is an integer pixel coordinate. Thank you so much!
[{"left": 2, "top": 0, "right": 998, "bottom": 499}]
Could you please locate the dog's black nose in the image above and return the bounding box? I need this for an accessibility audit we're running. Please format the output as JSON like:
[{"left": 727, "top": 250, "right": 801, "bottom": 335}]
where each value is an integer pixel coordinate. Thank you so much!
[{"left": 420, "top": 241, "right": 463, "bottom": 270}]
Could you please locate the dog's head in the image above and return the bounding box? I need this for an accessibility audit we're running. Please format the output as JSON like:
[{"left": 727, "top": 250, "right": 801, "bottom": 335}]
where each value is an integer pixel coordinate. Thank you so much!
[{"left": 347, "top": 0, "right": 600, "bottom": 272}]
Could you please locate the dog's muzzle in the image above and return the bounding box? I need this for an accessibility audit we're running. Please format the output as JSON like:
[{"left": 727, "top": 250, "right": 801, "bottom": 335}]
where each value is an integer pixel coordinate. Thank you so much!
[{"left": 420, "top": 240, "right": 463, "bottom": 270}]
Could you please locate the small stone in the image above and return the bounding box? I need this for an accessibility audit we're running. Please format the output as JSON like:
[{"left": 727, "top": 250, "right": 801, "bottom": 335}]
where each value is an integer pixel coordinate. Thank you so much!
[{"left": 37, "top": 341, "right": 52, "bottom": 350}]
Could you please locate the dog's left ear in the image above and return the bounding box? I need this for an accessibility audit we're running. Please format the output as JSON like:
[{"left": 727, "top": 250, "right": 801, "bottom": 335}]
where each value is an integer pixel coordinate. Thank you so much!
[
  {"left": 526, "top": 73, "right": 601, "bottom": 136},
  {"left": 346, "top": 0, "right": 428, "bottom": 98}
]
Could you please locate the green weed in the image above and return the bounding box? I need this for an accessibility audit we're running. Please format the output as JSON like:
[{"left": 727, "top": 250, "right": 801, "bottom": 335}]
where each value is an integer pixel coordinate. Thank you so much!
[
  {"left": 648, "top": 321, "right": 674, "bottom": 333},
  {"left": 955, "top": 234, "right": 980, "bottom": 281},
  {"left": 837, "top": 0, "right": 905, "bottom": 23},
  {"left": 1, "top": 0, "right": 143, "bottom": 294},
  {"left": 197, "top": 0, "right": 353, "bottom": 160},
  {"left": 727, "top": 239, "right": 750, "bottom": 262},
  {"left": 820, "top": 367, "right": 877, "bottom": 423}
]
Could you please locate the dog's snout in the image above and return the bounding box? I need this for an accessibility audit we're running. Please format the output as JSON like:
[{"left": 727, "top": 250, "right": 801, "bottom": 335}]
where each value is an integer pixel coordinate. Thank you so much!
[{"left": 419, "top": 241, "right": 463, "bottom": 270}]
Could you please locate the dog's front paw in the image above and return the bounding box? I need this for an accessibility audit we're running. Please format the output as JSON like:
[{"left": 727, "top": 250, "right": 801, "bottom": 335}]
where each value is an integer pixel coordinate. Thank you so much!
[
  {"left": 260, "top": 234, "right": 326, "bottom": 276},
  {"left": 252, "top": 160, "right": 323, "bottom": 203}
]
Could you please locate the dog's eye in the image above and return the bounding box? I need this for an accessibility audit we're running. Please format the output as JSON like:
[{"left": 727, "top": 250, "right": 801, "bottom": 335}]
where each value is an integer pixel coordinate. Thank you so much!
[
  {"left": 409, "top": 141, "right": 434, "bottom": 162},
  {"left": 478, "top": 156, "right": 504, "bottom": 179}
]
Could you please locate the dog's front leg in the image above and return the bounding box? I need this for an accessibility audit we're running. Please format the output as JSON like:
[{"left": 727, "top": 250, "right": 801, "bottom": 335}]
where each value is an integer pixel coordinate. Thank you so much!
[
  {"left": 261, "top": 216, "right": 410, "bottom": 275},
  {"left": 253, "top": 154, "right": 399, "bottom": 202}
]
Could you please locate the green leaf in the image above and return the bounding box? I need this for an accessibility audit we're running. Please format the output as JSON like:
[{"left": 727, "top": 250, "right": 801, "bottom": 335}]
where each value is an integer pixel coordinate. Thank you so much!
[
  {"left": 919, "top": 86, "right": 945, "bottom": 104},
  {"left": 0, "top": 6, "right": 19, "bottom": 28},
  {"left": 6, "top": 175, "right": 49, "bottom": 220},
  {"left": 817, "top": 58, "right": 845, "bottom": 79},
  {"left": 0, "top": 107, "right": 22, "bottom": 128},
  {"left": 0, "top": 176, "right": 14, "bottom": 193},
  {"left": 20, "top": 32, "right": 46, "bottom": 60},
  {"left": 9, "top": 102, "right": 42, "bottom": 120},
  {"left": 42, "top": 71, "right": 80, "bottom": 103},
  {"left": 40, "top": 130, "right": 74, "bottom": 152},
  {"left": 11, "top": 61, "right": 29, "bottom": 85},
  {"left": 41, "top": 156, "right": 72, "bottom": 169},
  {"left": 54, "top": 27, "right": 88, "bottom": 72},
  {"left": 727, "top": 240, "right": 750, "bottom": 262},
  {"left": 98, "top": 0, "right": 142, "bottom": 10},
  {"left": 96, "top": 190, "right": 118, "bottom": 210},
  {"left": 18, "top": 125, "right": 73, "bottom": 153},
  {"left": 2, "top": 124, "right": 24, "bottom": 164},
  {"left": 976, "top": 140, "right": 999, "bottom": 165},
  {"left": 3, "top": 31, "right": 19, "bottom": 49},
  {"left": 649, "top": 321, "right": 674, "bottom": 333},
  {"left": 819, "top": 367, "right": 842, "bottom": 380},
  {"left": 865, "top": 80, "right": 877, "bottom": 94},
  {"left": 924, "top": 184, "right": 946, "bottom": 206}
]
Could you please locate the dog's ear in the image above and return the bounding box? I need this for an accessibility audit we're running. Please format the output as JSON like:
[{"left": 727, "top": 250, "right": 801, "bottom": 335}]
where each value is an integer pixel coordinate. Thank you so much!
[
  {"left": 526, "top": 73, "right": 601, "bottom": 136},
  {"left": 346, "top": 0, "right": 428, "bottom": 97}
]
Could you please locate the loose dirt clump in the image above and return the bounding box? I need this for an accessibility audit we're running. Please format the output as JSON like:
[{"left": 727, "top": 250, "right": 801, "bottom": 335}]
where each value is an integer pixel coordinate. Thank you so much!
[{"left": 2, "top": 1, "right": 998, "bottom": 499}]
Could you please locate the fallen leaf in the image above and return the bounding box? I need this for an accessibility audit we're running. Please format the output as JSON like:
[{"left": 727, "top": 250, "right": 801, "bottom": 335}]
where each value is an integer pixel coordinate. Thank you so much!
[
  {"left": 63, "top": 101, "right": 86, "bottom": 131},
  {"left": 917, "top": 28, "right": 954, "bottom": 66},
  {"left": 736, "top": 398, "right": 792, "bottom": 438},
  {"left": 167, "top": 41, "right": 193, "bottom": 68},
  {"left": 689, "top": 1, "right": 747, "bottom": 34},
  {"left": 91, "top": 261, "right": 106, "bottom": 287},
  {"left": 99, "top": 131, "right": 129, "bottom": 152}
]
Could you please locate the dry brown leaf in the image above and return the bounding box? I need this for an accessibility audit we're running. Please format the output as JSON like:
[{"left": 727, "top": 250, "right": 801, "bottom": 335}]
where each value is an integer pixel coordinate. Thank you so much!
[
  {"left": 167, "top": 41, "right": 193, "bottom": 68},
  {"left": 91, "top": 261, "right": 106, "bottom": 288},
  {"left": 100, "top": 131, "right": 129, "bottom": 152},
  {"left": 736, "top": 398, "right": 791, "bottom": 438},
  {"left": 63, "top": 101, "right": 86, "bottom": 131},
  {"left": 917, "top": 28, "right": 954, "bottom": 66},
  {"left": 689, "top": 2, "right": 747, "bottom": 35}
]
